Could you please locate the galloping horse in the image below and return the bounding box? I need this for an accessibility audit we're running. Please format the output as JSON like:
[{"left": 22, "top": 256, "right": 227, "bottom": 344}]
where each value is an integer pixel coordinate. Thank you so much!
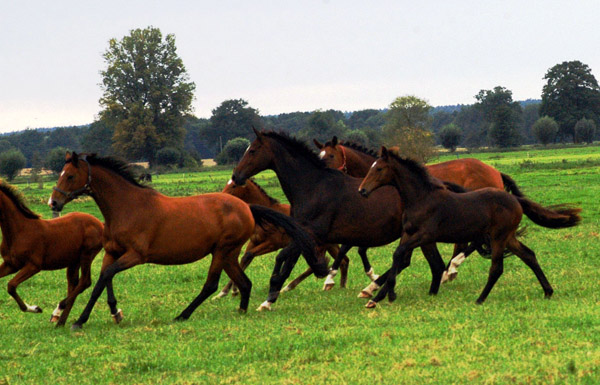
[
  {"left": 315, "top": 136, "right": 525, "bottom": 282},
  {"left": 231, "top": 129, "right": 449, "bottom": 311},
  {"left": 0, "top": 182, "right": 103, "bottom": 326},
  {"left": 217, "top": 178, "right": 345, "bottom": 297},
  {"left": 358, "top": 147, "right": 582, "bottom": 307},
  {"left": 49, "top": 152, "right": 325, "bottom": 329}
]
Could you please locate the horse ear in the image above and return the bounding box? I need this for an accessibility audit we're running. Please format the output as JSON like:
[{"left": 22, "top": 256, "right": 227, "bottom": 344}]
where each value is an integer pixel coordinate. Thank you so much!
[
  {"left": 69, "top": 151, "right": 79, "bottom": 166},
  {"left": 380, "top": 146, "right": 389, "bottom": 159},
  {"left": 65, "top": 151, "right": 72, "bottom": 161},
  {"left": 313, "top": 139, "right": 323, "bottom": 149},
  {"left": 332, "top": 136, "right": 338, "bottom": 146},
  {"left": 252, "top": 126, "right": 263, "bottom": 142}
]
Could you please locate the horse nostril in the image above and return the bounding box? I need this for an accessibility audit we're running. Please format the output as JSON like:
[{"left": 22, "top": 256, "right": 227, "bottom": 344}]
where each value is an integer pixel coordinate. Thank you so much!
[{"left": 359, "top": 188, "right": 368, "bottom": 197}]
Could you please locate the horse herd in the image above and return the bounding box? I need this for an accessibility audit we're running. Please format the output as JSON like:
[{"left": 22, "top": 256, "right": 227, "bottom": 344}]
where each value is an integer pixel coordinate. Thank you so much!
[{"left": 0, "top": 129, "right": 581, "bottom": 329}]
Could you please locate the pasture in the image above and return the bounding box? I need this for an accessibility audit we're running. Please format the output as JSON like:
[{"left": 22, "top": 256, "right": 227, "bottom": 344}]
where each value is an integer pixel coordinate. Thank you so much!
[{"left": 1, "top": 146, "right": 599, "bottom": 384}]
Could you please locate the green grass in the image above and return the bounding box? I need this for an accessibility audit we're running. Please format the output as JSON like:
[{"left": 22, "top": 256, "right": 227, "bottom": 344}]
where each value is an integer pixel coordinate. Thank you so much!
[{"left": 1, "top": 146, "right": 599, "bottom": 384}]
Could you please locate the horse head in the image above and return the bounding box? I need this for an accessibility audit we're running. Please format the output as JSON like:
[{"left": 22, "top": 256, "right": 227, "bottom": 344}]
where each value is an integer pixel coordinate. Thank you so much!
[
  {"left": 231, "top": 128, "right": 274, "bottom": 186},
  {"left": 49, "top": 152, "right": 92, "bottom": 212},
  {"left": 358, "top": 146, "right": 393, "bottom": 197}
]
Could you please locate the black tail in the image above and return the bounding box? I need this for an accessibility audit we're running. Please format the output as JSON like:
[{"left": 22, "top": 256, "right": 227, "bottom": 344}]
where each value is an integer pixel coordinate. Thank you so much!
[
  {"left": 517, "top": 197, "right": 582, "bottom": 229},
  {"left": 501, "top": 173, "right": 525, "bottom": 197},
  {"left": 249, "top": 204, "right": 328, "bottom": 278}
]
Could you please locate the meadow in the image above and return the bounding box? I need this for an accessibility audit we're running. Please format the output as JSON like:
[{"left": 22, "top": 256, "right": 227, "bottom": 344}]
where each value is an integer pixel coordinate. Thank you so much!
[{"left": 1, "top": 145, "right": 599, "bottom": 384}]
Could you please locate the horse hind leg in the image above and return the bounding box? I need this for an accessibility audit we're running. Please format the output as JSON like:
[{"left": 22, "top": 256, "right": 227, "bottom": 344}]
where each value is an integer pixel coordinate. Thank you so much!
[
  {"left": 214, "top": 250, "right": 256, "bottom": 299},
  {"left": 7, "top": 263, "right": 42, "bottom": 313},
  {"left": 507, "top": 237, "right": 553, "bottom": 298},
  {"left": 222, "top": 256, "right": 252, "bottom": 313},
  {"left": 475, "top": 242, "right": 506, "bottom": 304},
  {"left": 55, "top": 259, "right": 94, "bottom": 327},
  {"left": 51, "top": 264, "right": 80, "bottom": 323}
]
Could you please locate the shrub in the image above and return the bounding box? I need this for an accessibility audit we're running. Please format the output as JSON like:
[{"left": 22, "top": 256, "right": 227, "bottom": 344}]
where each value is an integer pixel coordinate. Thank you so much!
[
  {"left": 45, "top": 147, "right": 70, "bottom": 174},
  {"left": 574, "top": 118, "right": 596, "bottom": 144},
  {"left": 532, "top": 116, "right": 559, "bottom": 145},
  {"left": 0, "top": 149, "right": 27, "bottom": 181},
  {"left": 215, "top": 137, "right": 251, "bottom": 165},
  {"left": 439, "top": 124, "right": 462, "bottom": 152},
  {"left": 156, "top": 147, "right": 182, "bottom": 167}
]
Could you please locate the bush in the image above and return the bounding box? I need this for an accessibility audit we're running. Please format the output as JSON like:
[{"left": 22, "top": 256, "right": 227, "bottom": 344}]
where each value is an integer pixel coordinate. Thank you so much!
[
  {"left": 345, "top": 130, "right": 369, "bottom": 147},
  {"left": 439, "top": 124, "right": 462, "bottom": 152},
  {"left": 215, "top": 137, "right": 251, "bottom": 165},
  {"left": 45, "top": 147, "right": 70, "bottom": 174},
  {"left": 532, "top": 116, "right": 559, "bottom": 146},
  {"left": 0, "top": 149, "right": 27, "bottom": 181},
  {"left": 574, "top": 118, "right": 596, "bottom": 144},
  {"left": 156, "top": 147, "right": 182, "bottom": 167}
]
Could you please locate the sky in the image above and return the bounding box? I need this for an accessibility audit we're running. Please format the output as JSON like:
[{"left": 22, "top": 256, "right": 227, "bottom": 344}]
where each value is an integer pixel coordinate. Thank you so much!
[{"left": 1, "top": 0, "right": 599, "bottom": 133}]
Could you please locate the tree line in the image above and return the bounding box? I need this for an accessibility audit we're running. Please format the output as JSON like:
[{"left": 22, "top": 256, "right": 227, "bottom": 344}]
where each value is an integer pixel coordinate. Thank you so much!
[{"left": 1, "top": 27, "right": 599, "bottom": 179}]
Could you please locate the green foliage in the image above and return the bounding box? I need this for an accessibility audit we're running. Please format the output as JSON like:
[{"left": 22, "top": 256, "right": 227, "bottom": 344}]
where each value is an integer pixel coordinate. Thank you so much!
[
  {"left": 540, "top": 60, "right": 600, "bottom": 142},
  {"left": 155, "top": 147, "right": 182, "bottom": 167},
  {"left": 45, "top": 147, "right": 69, "bottom": 174},
  {"left": 204, "top": 99, "right": 263, "bottom": 154},
  {"left": 475, "top": 86, "right": 522, "bottom": 148},
  {"left": 439, "top": 123, "right": 462, "bottom": 152},
  {"left": 344, "top": 130, "right": 370, "bottom": 147},
  {"left": 81, "top": 120, "right": 114, "bottom": 155},
  {"left": 0, "top": 149, "right": 26, "bottom": 181},
  {"left": 532, "top": 116, "right": 559, "bottom": 145},
  {"left": 298, "top": 110, "right": 347, "bottom": 142},
  {"left": 215, "top": 137, "right": 251, "bottom": 165},
  {"left": 383, "top": 96, "right": 436, "bottom": 162},
  {"left": 574, "top": 118, "right": 596, "bottom": 144},
  {"left": 99, "top": 26, "right": 195, "bottom": 164}
]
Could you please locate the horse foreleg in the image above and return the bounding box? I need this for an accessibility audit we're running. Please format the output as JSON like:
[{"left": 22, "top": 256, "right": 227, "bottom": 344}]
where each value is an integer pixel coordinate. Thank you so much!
[
  {"left": 55, "top": 261, "right": 93, "bottom": 327},
  {"left": 508, "top": 238, "right": 553, "bottom": 298},
  {"left": 358, "top": 247, "right": 378, "bottom": 281},
  {"left": 420, "top": 244, "right": 445, "bottom": 295},
  {"left": 475, "top": 243, "right": 506, "bottom": 304},
  {"left": 6, "top": 263, "right": 42, "bottom": 313},
  {"left": 323, "top": 244, "right": 347, "bottom": 291},
  {"left": 51, "top": 264, "right": 80, "bottom": 323},
  {"left": 258, "top": 243, "right": 302, "bottom": 311}
]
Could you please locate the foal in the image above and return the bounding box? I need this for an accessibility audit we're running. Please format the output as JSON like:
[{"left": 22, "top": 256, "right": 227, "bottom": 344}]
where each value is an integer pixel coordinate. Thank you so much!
[
  {"left": 358, "top": 147, "right": 581, "bottom": 307},
  {"left": 0, "top": 182, "right": 103, "bottom": 326}
]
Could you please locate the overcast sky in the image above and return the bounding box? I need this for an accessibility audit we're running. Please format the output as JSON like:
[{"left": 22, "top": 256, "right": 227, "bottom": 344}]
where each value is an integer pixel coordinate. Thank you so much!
[{"left": 1, "top": 0, "right": 599, "bottom": 133}]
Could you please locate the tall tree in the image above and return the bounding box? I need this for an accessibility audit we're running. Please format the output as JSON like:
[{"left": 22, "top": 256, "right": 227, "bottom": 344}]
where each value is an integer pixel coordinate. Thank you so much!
[
  {"left": 203, "top": 99, "right": 262, "bottom": 154},
  {"left": 475, "top": 86, "right": 522, "bottom": 147},
  {"left": 99, "top": 26, "right": 195, "bottom": 164},
  {"left": 297, "top": 110, "right": 347, "bottom": 142},
  {"left": 540, "top": 60, "right": 600, "bottom": 142}
]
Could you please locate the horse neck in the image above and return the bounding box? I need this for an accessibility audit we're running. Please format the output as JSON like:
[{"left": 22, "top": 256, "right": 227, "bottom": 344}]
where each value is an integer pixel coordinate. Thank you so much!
[
  {"left": 246, "top": 183, "right": 277, "bottom": 208},
  {"left": 343, "top": 147, "right": 375, "bottom": 177},
  {"left": 88, "top": 165, "right": 155, "bottom": 225},
  {"left": 0, "top": 192, "right": 35, "bottom": 246},
  {"left": 389, "top": 161, "right": 434, "bottom": 208}
]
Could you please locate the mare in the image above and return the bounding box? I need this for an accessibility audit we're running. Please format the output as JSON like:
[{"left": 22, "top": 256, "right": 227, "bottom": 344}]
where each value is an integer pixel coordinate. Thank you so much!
[
  {"left": 358, "top": 147, "right": 582, "bottom": 307},
  {"left": 231, "top": 129, "right": 448, "bottom": 311},
  {"left": 314, "top": 136, "right": 526, "bottom": 283},
  {"left": 217, "top": 178, "right": 345, "bottom": 297},
  {"left": 0, "top": 181, "right": 103, "bottom": 326},
  {"left": 49, "top": 152, "right": 325, "bottom": 329}
]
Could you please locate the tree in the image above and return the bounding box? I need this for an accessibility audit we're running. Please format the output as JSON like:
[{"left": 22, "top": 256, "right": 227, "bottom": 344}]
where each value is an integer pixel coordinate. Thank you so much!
[
  {"left": 574, "top": 118, "right": 596, "bottom": 144},
  {"left": 521, "top": 102, "right": 541, "bottom": 144},
  {"left": 540, "top": 60, "right": 600, "bottom": 142},
  {"left": 203, "top": 99, "right": 263, "bottom": 154},
  {"left": 475, "top": 86, "right": 522, "bottom": 147},
  {"left": 0, "top": 149, "right": 26, "bottom": 181},
  {"left": 81, "top": 120, "right": 114, "bottom": 155},
  {"left": 383, "top": 96, "right": 436, "bottom": 163},
  {"left": 99, "top": 26, "right": 195, "bottom": 164},
  {"left": 215, "top": 137, "right": 251, "bottom": 165},
  {"left": 45, "top": 147, "right": 70, "bottom": 174},
  {"left": 156, "top": 147, "right": 182, "bottom": 167},
  {"left": 345, "top": 130, "right": 370, "bottom": 147},
  {"left": 298, "top": 110, "right": 347, "bottom": 142},
  {"left": 532, "top": 116, "right": 559, "bottom": 146},
  {"left": 439, "top": 124, "right": 462, "bottom": 152}
]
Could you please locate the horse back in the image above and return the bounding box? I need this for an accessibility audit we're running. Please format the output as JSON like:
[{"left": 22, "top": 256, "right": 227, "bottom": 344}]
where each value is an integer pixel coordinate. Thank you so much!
[{"left": 427, "top": 158, "right": 504, "bottom": 190}]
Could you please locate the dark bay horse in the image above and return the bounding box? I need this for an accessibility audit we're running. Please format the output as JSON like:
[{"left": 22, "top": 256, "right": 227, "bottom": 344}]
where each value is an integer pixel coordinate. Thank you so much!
[
  {"left": 315, "top": 136, "right": 526, "bottom": 282},
  {"left": 217, "top": 178, "right": 345, "bottom": 297},
  {"left": 358, "top": 147, "right": 582, "bottom": 307},
  {"left": 231, "top": 129, "right": 448, "bottom": 311},
  {"left": 0, "top": 182, "right": 103, "bottom": 326},
  {"left": 49, "top": 152, "right": 325, "bottom": 329}
]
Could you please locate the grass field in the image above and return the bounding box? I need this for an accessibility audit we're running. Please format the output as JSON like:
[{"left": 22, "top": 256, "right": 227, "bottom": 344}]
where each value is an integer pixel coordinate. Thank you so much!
[{"left": 1, "top": 146, "right": 599, "bottom": 384}]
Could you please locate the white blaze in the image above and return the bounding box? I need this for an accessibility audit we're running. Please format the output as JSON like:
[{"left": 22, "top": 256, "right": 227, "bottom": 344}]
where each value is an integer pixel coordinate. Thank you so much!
[{"left": 319, "top": 150, "right": 326, "bottom": 159}]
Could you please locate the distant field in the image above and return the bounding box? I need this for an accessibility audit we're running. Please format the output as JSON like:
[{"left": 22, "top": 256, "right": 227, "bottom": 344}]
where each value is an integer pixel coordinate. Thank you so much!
[{"left": 1, "top": 145, "right": 599, "bottom": 384}]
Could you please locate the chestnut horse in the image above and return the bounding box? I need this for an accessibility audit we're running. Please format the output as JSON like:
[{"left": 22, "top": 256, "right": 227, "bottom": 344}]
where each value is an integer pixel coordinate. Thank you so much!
[
  {"left": 231, "top": 129, "right": 451, "bottom": 311},
  {"left": 49, "top": 153, "right": 325, "bottom": 329},
  {"left": 358, "top": 147, "right": 582, "bottom": 307},
  {"left": 0, "top": 182, "right": 103, "bottom": 326},
  {"left": 217, "top": 178, "right": 345, "bottom": 297},
  {"left": 315, "top": 136, "right": 525, "bottom": 282}
]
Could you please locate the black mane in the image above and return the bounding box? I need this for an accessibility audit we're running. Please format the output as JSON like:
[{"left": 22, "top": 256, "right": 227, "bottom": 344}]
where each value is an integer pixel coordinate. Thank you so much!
[
  {"left": 71, "top": 154, "right": 150, "bottom": 189},
  {"left": 248, "top": 178, "right": 280, "bottom": 205},
  {"left": 263, "top": 131, "right": 329, "bottom": 170},
  {"left": 0, "top": 182, "right": 40, "bottom": 219},
  {"left": 386, "top": 151, "right": 441, "bottom": 192},
  {"left": 339, "top": 141, "right": 378, "bottom": 159}
]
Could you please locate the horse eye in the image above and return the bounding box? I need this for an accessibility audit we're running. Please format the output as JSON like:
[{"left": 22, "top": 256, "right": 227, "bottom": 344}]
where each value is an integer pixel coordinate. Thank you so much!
[
  {"left": 67, "top": 175, "right": 74, "bottom": 181},
  {"left": 329, "top": 155, "right": 334, "bottom": 159},
  {"left": 376, "top": 168, "right": 383, "bottom": 172}
]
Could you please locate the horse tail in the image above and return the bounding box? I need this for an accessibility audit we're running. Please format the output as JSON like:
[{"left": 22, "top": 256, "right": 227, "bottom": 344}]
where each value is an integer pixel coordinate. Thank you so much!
[
  {"left": 501, "top": 172, "right": 525, "bottom": 197},
  {"left": 516, "top": 197, "right": 582, "bottom": 229},
  {"left": 249, "top": 204, "right": 328, "bottom": 278}
]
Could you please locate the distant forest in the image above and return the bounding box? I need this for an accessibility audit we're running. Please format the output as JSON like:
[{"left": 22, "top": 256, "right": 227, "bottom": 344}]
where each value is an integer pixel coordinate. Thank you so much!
[{"left": 1, "top": 99, "right": 548, "bottom": 168}]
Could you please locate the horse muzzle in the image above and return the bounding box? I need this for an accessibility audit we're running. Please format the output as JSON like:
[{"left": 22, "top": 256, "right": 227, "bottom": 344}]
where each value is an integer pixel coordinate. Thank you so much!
[
  {"left": 231, "top": 173, "right": 247, "bottom": 187},
  {"left": 358, "top": 188, "right": 370, "bottom": 198},
  {"left": 48, "top": 197, "right": 64, "bottom": 212}
]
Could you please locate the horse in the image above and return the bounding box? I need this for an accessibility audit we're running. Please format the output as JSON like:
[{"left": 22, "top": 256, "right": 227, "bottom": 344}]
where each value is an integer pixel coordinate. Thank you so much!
[
  {"left": 217, "top": 178, "right": 345, "bottom": 297},
  {"left": 358, "top": 146, "right": 582, "bottom": 307},
  {"left": 0, "top": 181, "right": 103, "bottom": 326},
  {"left": 231, "top": 129, "right": 450, "bottom": 311},
  {"left": 314, "top": 136, "right": 526, "bottom": 282},
  {"left": 49, "top": 152, "right": 326, "bottom": 329}
]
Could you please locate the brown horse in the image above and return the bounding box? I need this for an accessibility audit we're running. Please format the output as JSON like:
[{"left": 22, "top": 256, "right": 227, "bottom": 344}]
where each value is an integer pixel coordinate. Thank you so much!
[
  {"left": 315, "top": 136, "right": 525, "bottom": 281},
  {"left": 0, "top": 182, "right": 103, "bottom": 326},
  {"left": 358, "top": 147, "right": 582, "bottom": 307},
  {"left": 217, "top": 178, "right": 345, "bottom": 297},
  {"left": 49, "top": 152, "right": 325, "bottom": 329}
]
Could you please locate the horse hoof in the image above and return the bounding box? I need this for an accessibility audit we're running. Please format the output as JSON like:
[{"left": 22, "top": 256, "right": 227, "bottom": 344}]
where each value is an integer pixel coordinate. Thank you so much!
[
  {"left": 256, "top": 301, "right": 272, "bottom": 311},
  {"left": 71, "top": 322, "right": 83, "bottom": 331},
  {"left": 358, "top": 291, "right": 372, "bottom": 298},
  {"left": 112, "top": 309, "right": 124, "bottom": 324},
  {"left": 440, "top": 271, "right": 449, "bottom": 284},
  {"left": 50, "top": 315, "right": 60, "bottom": 323},
  {"left": 26, "top": 304, "right": 42, "bottom": 313},
  {"left": 323, "top": 283, "right": 334, "bottom": 291},
  {"left": 388, "top": 292, "right": 397, "bottom": 303},
  {"left": 371, "top": 275, "right": 380, "bottom": 282},
  {"left": 448, "top": 272, "right": 458, "bottom": 282},
  {"left": 280, "top": 286, "right": 292, "bottom": 293},
  {"left": 231, "top": 291, "right": 239, "bottom": 297},
  {"left": 238, "top": 308, "right": 247, "bottom": 314},
  {"left": 212, "top": 292, "right": 227, "bottom": 300},
  {"left": 365, "top": 300, "right": 377, "bottom": 308}
]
